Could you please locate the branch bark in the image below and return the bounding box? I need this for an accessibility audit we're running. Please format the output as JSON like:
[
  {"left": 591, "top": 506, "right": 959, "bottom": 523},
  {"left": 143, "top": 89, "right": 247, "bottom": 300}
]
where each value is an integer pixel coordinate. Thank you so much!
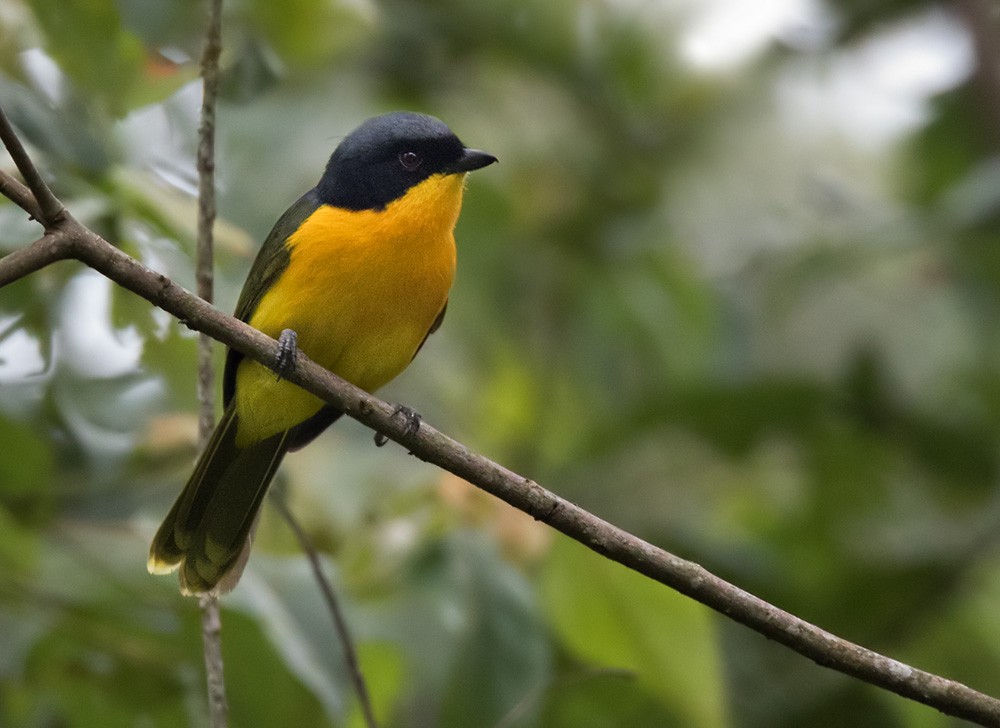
[
  {"left": 194, "top": 1, "right": 228, "bottom": 726},
  {"left": 0, "top": 106, "right": 63, "bottom": 226},
  {"left": 0, "top": 167, "right": 42, "bottom": 222},
  {"left": 2, "top": 118, "right": 1000, "bottom": 727},
  {"left": 196, "top": 0, "right": 221, "bottom": 442}
]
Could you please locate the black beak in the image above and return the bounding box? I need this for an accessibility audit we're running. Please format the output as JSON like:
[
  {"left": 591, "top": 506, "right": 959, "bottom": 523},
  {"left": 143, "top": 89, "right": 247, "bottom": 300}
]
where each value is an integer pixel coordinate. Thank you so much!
[{"left": 450, "top": 148, "right": 498, "bottom": 173}]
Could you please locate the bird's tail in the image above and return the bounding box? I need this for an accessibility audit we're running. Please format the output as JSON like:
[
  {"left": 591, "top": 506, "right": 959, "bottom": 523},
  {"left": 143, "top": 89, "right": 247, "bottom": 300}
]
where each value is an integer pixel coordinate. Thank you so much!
[{"left": 148, "top": 403, "right": 290, "bottom": 595}]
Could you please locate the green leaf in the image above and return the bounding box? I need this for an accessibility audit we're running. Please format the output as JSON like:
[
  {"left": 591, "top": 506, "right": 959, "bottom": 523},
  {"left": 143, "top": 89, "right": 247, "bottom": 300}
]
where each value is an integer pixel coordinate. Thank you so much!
[
  {"left": 220, "top": 608, "right": 335, "bottom": 728},
  {"left": 17, "top": 617, "right": 192, "bottom": 728},
  {"left": 438, "top": 535, "right": 552, "bottom": 728},
  {"left": 904, "top": 84, "right": 993, "bottom": 208},
  {"left": 0, "top": 415, "right": 55, "bottom": 533},
  {"left": 0, "top": 414, "right": 52, "bottom": 494},
  {"left": 110, "top": 282, "right": 158, "bottom": 340},
  {"left": 538, "top": 667, "right": 682, "bottom": 728},
  {"left": 26, "top": 0, "right": 145, "bottom": 116},
  {"left": 0, "top": 78, "right": 113, "bottom": 174},
  {"left": 243, "top": 0, "right": 374, "bottom": 69},
  {"left": 345, "top": 642, "right": 404, "bottom": 728},
  {"left": 227, "top": 555, "right": 353, "bottom": 723},
  {"left": 541, "top": 536, "right": 728, "bottom": 728},
  {"left": 0, "top": 505, "right": 41, "bottom": 582},
  {"left": 614, "top": 379, "right": 828, "bottom": 458},
  {"left": 139, "top": 326, "right": 201, "bottom": 416}
]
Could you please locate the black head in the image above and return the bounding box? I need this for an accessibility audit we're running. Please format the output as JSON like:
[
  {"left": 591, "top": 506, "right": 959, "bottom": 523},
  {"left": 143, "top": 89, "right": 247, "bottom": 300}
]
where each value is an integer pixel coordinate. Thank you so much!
[{"left": 316, "top": 112, "right": 496, "bottom": 211}]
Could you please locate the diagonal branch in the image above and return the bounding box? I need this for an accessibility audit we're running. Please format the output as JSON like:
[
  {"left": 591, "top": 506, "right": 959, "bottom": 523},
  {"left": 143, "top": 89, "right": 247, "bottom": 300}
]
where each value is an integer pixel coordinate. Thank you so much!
[
  {"left": 271, "top": 495, "right": 380, "bottom": 728},
  {"left": 0, "top": 106, "right": 64, "bottom": 226},
  {"left": 4, "top": 216, "right": 1000, "bottom": 728},
  {"left": 0, "top": 168, "right": 43, "bottom": 221},
  {"left": 0, "top": 232, "right": 73, "bottom": 286},
  {"left": 2, "top": 125, "right": 1000, "bottom": 727}
]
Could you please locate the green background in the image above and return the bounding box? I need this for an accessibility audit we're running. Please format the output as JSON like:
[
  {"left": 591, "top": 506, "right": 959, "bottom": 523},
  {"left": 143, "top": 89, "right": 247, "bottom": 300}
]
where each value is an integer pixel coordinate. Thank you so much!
[{"left": 2, "top": 0, "right": 1000, "bottom": 726}]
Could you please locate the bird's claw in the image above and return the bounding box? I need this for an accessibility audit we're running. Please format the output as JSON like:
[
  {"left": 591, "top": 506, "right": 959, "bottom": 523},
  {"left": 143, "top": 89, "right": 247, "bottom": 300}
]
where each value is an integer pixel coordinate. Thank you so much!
[
  {"left": 275, "top": 329, "right": 298, "bottom": 381},
  {"left": 374, "top": 404, "right": 422, "bottom": 447}
]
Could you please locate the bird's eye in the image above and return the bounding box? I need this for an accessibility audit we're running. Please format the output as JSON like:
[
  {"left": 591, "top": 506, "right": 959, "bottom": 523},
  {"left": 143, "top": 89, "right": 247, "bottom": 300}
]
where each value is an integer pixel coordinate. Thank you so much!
[{"left": 398, "top": 151, "right": 422, "bottom": 171}]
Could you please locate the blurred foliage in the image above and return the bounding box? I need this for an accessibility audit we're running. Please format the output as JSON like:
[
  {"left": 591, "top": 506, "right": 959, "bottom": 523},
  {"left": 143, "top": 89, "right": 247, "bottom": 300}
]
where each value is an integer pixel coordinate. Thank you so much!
[{"left": 1, "top": 0, "right": 1000, "bottom": 726}]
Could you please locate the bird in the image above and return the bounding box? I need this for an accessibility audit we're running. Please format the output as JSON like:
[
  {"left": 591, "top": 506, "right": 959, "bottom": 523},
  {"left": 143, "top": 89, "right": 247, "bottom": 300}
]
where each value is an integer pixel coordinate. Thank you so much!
[{"left": 148, "top": 111, "right": 497, "bottom": 595}]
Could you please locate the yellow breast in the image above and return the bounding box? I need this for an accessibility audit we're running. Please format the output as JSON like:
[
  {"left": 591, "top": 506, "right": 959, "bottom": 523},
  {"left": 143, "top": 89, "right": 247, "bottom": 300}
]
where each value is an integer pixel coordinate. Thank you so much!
[{"left": 233, "top": 172, "right": 465, "bottom": 445}]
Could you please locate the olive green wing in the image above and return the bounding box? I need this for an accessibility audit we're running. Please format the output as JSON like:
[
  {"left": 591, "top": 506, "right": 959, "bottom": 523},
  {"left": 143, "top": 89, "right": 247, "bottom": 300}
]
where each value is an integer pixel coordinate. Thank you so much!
[{"left": 223, "top": 188, "right": 323, "bottom": 407}]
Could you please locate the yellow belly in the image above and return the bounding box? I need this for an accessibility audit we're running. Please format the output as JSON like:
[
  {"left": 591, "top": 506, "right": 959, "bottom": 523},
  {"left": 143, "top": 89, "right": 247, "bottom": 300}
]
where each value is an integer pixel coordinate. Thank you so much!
[{"left": 233, "top": 173, "right": 463, "bottom": 446}]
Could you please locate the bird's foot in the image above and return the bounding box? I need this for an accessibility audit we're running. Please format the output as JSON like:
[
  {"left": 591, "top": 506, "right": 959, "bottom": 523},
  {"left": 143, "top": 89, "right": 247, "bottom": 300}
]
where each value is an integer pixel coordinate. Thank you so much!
[
  {"left": 275, "top": 329, "right": 298, "bottom": 381},
  {"left": 374, "top": 404, "right": 422, "bottom": 447}
]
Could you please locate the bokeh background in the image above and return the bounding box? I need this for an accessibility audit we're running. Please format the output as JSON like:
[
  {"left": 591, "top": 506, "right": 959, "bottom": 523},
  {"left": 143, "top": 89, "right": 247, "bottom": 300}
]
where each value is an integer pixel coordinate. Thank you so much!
[{"left": 2, "top": 0, "right": 1000, "bottom": 726}]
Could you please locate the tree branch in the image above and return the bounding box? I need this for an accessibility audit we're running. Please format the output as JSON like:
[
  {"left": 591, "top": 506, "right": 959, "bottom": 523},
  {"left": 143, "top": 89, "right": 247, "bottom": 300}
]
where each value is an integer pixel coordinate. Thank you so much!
[
  {"left": 194, "top": 1, "right": 228, "bottom": 726},
  {"left": 0, "top": 230, "right": 73, "bottom": 286},
  {"left": 196, "top": 0, "right": 221, "bottom": 442},
  {"left": 0, "top": 106, "right": 64, "bottom": 226},
  {"left": 0, "top": 168, "right": 43, "bottom": 222},
  {"left": 2, "top": 126, "right": 1000, "bottom": 727},
  {"left": 198, "top": 593, "right": 227, "bottom": 728}
]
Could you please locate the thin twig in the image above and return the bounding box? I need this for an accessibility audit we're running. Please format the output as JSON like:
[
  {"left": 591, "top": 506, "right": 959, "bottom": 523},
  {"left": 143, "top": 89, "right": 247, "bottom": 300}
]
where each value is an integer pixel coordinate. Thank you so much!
[
  {"left": 195, "top": 1, "right": 228, "bottom": 727},
  {"left": 0, "top": 167, "right": 43, "bottom": 221},
  {"left": 3, "top": 121, "right": 1000, "bottom": 727},
  {"left": 271, "top": 495, "right": 380, "bottom": 728},
  {"left": 198, "top": 593, "right": 227, "bottom": 727},
  {"left": 196, "top": 0, "right": 222, "bottom": 442},
  {"left": 0, "top": 106, "right": 63, "bottom": 226}
]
